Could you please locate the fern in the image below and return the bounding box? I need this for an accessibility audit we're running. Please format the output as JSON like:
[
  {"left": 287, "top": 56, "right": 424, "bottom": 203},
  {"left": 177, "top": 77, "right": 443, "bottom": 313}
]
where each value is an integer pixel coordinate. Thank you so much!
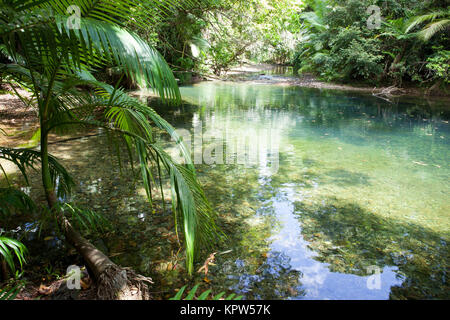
[{"left": 170, "top": 284, "right": 243, "bottom": 301}]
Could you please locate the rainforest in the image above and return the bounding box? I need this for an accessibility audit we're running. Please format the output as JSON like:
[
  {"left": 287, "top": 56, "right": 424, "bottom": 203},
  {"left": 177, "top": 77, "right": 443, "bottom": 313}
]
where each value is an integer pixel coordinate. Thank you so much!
[{"left": 0, "top": 0, "right": 449, "bottom": 302}]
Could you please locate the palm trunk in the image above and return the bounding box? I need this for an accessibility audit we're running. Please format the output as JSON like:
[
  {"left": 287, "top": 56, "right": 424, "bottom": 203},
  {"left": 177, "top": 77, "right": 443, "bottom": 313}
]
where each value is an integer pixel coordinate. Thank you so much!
[
  {"left": 1, "top": 260, "right": 8, "bottom": 281},
  {"left": 40, "top": 121, "right": 151, "bottom": 299},
  {"left": 389, "top": 43, "right": 408, "bottom": 86}
]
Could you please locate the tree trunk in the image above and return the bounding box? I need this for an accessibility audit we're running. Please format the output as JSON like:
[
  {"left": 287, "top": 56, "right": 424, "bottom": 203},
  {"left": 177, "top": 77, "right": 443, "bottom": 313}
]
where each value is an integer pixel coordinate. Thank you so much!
[
  {"left": 389, "top": 43, "right": 408, "bottom": 87},
  {"left": 40, "top": 125, "right": 152, "bottom": 299},
  {"left": 1, "top": 260, "right": 8, "bottom": 281},
  {"left": 56, "top": 205, "right": 152, "bottom": 299}
]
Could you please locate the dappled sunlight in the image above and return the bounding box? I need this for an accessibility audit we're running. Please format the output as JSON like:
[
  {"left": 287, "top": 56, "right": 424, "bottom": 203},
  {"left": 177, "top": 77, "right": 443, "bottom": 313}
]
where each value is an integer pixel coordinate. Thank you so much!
[{"left": 145, "top": 81, "right": 449, "bottom": 299}]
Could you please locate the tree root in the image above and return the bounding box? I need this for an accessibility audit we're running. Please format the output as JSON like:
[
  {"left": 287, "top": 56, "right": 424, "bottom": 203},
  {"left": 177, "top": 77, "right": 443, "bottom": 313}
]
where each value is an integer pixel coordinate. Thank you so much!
[
  {"left": 53, "top": 203, "right": 153, "bottom": 300},
  {"left": 96, "top": 265, "right": 153, "bottom": 300}
]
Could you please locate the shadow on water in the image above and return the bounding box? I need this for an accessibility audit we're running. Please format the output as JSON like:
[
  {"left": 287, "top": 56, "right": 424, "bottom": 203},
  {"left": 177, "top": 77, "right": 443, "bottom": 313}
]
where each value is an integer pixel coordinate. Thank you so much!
[
  {"left": 294, "top": 198, "right": 449, "bottom": 299},
  {"left": 150, "top": 83, "right": 449, "bottom": 299},
  {"left": 197, "top": 158, "right": 449, "bottom": 299},
  {"left": 322, "top": 169, "right": 371, "bottom": 186}
]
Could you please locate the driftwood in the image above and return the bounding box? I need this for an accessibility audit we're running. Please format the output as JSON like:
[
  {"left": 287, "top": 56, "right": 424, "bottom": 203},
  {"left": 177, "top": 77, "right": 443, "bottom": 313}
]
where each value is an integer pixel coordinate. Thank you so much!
[{"left": 372, "top": 86, "right": 406, "bottom": 103}]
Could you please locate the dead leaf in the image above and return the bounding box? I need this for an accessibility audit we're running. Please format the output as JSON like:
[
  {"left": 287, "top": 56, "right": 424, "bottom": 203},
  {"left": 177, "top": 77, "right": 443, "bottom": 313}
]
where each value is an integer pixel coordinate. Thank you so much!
[
  {"left": 197, "top": 252, "right": 217, "bottom": 277},
  {"left": 38, "top": 284, "right": 53, "bottom": 295},
  {"left": 203, "top": 277, "right": 211, "bottom": 283},
  {"left": 80, "top": 278, "right": 92, "bottom": 290}
]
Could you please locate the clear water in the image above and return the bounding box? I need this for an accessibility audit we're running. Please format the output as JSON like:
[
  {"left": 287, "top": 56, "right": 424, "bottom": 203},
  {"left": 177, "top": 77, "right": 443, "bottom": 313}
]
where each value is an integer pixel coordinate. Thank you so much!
[
  {"left": 152, "top": 81, "right": 449, "bottom": 300},
  {"left": 3, "top": 80, "right": 449, "bottom": 300}
]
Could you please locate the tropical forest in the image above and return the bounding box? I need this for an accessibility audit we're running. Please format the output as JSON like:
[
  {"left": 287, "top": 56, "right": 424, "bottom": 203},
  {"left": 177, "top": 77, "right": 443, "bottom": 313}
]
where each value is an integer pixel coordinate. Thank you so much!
[{"left": 0, "top": 0, "right": 449, "bottom": 303}]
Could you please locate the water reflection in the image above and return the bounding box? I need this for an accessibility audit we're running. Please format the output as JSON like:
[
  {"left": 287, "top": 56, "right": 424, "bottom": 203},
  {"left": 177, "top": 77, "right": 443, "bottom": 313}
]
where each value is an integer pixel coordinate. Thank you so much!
[
  {"left": 153, "top": 82, "right": 449, "bottom": 299},
  {"left": 4, "top": 80, "right": 447, "bottom": 299}
]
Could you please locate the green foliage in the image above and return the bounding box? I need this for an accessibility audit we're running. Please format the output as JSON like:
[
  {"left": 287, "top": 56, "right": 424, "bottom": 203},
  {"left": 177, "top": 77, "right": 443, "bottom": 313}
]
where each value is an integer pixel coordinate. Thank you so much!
[
  {"left": 0, "top": 284, "right": 22, "bottom": 300},
  {"left": 0, "top": 188, "right": 36, "bottom": 217},
  {"left": 294, "top": 0, "right": 450, "bottom": 86},
  {"left": 321, "top": 26, "right": 383, "bottom": 81},
  {"left": 0, "top": 0, "right": 222, "bottom": 276},
  {"left": 146, "top": 0, "right": 305, "bottom": 76},
  {"left": 426, "top": 47, "right": 450, "bottom": 83},
  {"left": 170, "top": 284, "right": 243, "bottom": 300},
  {"left": 0, "top": 236, "right": 27, "bottom": 273}
]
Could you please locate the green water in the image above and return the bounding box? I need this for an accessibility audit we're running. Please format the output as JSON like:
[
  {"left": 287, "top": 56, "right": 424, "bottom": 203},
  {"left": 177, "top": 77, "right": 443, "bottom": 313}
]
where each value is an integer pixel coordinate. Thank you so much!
[
  {"left": 5, "top": 80, "right": 449, "bottom": 300},
  {"left": 151, "top": 81, "right": 449, "bottom": 299}
]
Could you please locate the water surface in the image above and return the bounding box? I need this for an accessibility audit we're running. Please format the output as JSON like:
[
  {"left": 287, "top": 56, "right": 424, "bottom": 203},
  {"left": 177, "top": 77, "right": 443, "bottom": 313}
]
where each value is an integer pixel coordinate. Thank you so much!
[
  {"left": 3, "top": 80, "right": 448, "bottom": 300},
  {"left": 153, "top": 81, "right": 449, "bottom": 300}
]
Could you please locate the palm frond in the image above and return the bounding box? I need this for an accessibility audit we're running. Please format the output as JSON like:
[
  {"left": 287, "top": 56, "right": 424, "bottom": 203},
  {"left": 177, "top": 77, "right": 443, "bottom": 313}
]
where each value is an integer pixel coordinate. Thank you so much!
[
  {"left": 0, "top": 284, "right": 22, "bottom": 300},
  {"left": 419, "top": 19, "right": 450, "bottom": 41},
  {"left": 150, "top": 144, "right": 221, "bottom": 274},
  {"left": 405, "top": 10, "right": 449, "bottom": 33},
  {"left": 0, "top": 147, "right": 75, "bottom": 198},
  {"left": 0, "top": 187, "right": 36, "bottom": 217},
  {"left": 170, "top": 284, "right": 243, "bottom": 300},
  {"left": 40, "top": 73, "right": 222, "bottom": 274},
  {"left": 1, "top": 1, "right": 181, "bottom": 102},
  {"left": 0, "top": 236, "right": 28, "bottom": 272}
]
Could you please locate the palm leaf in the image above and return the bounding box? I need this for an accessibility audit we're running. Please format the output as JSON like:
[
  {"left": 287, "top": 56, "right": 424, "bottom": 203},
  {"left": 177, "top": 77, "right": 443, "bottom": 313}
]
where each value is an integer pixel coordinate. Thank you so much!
[
  {"left": 405, "top": 10, "right": 449, "bottom": 33},
  {"left": 0, "top": 147, "right": 75, "bottom": 198},
  {"left": 39, "top": 72, "right": 221, "bottom": 274},
  {"left": 0, "top": 187, "right": 36, "bottom": 217},
  {"left": 0, "top": 284, "right": 22, "bottom": 300},
  {"left": 170, "top": 284, "right": 243, "bottom": 300},
  {"left": 0, "top": 236, "right": 28, "bottom": 272},
  {"left": 418, "top": 19, "right": 450, "bottom": 41},
  {"left": 1, "top": 1, "right": 181, "bottom": 102}
]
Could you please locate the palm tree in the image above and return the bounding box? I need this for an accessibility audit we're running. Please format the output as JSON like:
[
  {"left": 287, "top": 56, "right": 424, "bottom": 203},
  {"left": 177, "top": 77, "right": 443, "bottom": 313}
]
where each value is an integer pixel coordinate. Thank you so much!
[
  {"left": 405, "top": 8, "right": 450, "bottom": 41},
  {"left": 0, "top": 0, "right": 219, "bottom": 299},
  {"left": 379, "top": 18, "right": 417, "bottom": 85}
]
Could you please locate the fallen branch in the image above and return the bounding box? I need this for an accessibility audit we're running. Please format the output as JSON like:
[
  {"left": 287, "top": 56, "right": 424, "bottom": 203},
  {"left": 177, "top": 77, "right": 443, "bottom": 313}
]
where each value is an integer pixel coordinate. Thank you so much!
[{"left": 372, "top": 86, "right": 406, "bottom": 102}]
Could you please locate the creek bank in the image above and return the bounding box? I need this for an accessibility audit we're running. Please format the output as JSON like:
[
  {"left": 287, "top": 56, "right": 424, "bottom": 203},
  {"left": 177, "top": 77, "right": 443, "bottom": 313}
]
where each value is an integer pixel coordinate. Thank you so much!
[{"left": 197, "top": 63, "right": 450, "bottom": 100}]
